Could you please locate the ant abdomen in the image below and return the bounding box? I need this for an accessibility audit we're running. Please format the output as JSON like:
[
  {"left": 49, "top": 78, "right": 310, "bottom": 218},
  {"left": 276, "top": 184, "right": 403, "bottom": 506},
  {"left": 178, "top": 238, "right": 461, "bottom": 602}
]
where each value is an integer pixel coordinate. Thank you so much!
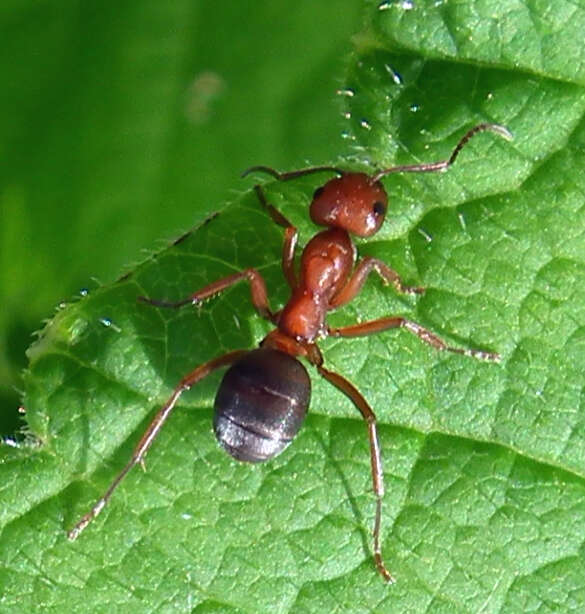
[{"left": 213, "top": 348, "right": 311, "bottom": 462}]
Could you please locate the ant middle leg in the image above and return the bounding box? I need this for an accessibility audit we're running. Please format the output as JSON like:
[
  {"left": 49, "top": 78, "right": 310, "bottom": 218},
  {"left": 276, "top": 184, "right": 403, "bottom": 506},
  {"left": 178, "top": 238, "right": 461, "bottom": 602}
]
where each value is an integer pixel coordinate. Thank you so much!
[
  {"left": 138, "top": 268, "right": 276, "bottom": 323},
  {"left": 329, "top": 317, "right": 500, "bottom": 362},
  {"left": 252, "top": 184, "right": 298, "bottom": 289},
  {"left": 330, "top": 257, "right": 425, "bottom": 309}
]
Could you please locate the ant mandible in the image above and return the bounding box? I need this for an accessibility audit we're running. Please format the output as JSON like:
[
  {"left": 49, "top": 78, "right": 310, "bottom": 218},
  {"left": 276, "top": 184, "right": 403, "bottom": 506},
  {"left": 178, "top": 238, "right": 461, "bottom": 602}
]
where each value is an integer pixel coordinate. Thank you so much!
[{"left": 68, "top": 122, "right": 511, "bottom": 583}]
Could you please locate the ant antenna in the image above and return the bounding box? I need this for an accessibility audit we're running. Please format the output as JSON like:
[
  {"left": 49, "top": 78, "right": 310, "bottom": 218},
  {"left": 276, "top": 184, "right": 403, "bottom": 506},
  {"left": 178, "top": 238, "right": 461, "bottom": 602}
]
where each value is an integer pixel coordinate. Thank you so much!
[
  {"left": 242, "top": 165, "right": 344, "bottom": 182},
  {"left": 372, "top": 123, "right": 512, "bottom": 182}
]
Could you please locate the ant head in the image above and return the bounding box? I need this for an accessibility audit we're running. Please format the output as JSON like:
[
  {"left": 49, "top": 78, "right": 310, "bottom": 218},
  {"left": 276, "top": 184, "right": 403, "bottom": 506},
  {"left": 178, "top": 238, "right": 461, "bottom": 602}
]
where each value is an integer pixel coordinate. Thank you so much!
[
  {"left": 310, "top": 172, "right": 388, "bottom": 237},
  {"left": 244, "top": 121, "right": 512, "bottom": 238}
]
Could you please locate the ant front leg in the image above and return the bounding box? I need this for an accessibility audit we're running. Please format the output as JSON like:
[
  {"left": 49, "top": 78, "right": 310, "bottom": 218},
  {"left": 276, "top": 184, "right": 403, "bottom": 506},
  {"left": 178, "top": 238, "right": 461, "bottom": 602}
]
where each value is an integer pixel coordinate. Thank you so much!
[
  {"left": 68, "top": 349, "right": 248, "bottom": 540},
  {"left": 330, "top": 257, "right": 424, "bottom": 309},
  {"left": 329, "top": 317, "right": 500, "bottom": 362},
  {"left": 138, "top": 268, "right": 276, "bottom": 323},
  {"left": 252, "top": 184, "right": 298, "bottom": 290}
]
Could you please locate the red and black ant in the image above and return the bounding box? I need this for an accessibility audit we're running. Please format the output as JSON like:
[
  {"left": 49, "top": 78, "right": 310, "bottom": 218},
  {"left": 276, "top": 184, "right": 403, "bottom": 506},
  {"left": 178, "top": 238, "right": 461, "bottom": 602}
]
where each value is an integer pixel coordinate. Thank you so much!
[{"left": 68, "top": 122, "right": 511, "bottom": 582}]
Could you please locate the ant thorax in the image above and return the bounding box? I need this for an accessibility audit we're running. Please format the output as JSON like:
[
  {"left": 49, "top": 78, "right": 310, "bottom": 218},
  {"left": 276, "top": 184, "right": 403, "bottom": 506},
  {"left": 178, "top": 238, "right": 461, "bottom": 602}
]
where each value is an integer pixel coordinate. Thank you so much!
[{"left": 278, "top": 228, "right": 355, "bottom": 342}]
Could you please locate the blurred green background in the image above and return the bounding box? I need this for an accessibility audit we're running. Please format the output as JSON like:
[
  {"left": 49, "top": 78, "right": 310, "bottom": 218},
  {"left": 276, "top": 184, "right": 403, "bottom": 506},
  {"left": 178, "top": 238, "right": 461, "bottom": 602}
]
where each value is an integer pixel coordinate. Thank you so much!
[{"left": 0, "top": 1, "right": 362, "bottom": 437}]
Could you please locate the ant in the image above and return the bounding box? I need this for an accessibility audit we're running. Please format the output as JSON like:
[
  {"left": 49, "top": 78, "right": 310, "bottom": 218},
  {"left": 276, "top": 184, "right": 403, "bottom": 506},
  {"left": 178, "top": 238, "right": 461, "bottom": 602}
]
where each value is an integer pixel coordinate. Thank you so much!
[{"left": 68, "top": 122, "right": 511, "bottom": 582}]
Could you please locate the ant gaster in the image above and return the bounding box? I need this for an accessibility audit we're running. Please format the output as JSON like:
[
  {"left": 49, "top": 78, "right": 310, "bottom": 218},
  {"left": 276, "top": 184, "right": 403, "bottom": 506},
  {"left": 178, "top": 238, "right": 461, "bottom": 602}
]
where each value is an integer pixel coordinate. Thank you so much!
[{"left": 68, "top": 123, "right": 512, "bottom": 582}]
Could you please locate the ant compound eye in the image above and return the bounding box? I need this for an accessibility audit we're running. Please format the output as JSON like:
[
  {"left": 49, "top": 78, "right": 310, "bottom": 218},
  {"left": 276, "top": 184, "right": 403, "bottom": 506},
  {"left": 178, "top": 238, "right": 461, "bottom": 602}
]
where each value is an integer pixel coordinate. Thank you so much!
[
  {"left": 373, "top": 201, "right": 386, "bottom": 216},
  {"left": 313, "top": 186, "right": 325, "bottom": 200}
]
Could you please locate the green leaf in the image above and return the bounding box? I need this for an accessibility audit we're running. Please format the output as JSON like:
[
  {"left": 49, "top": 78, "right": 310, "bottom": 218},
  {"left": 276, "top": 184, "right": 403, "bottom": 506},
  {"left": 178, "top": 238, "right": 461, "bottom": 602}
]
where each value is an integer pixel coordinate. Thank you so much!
[
  {"left": 3, "top": 2, "right": 585, "bottom": 613},
  {"left": 0, "top": 0, "right": 359, "bottom": 430}
]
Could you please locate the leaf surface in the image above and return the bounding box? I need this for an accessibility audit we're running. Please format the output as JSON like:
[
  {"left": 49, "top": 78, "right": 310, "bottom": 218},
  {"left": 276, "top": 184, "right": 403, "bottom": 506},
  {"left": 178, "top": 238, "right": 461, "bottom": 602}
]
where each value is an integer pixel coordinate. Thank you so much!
[{"left": 2, "top": 1, "right": 585, "bottom": 612}]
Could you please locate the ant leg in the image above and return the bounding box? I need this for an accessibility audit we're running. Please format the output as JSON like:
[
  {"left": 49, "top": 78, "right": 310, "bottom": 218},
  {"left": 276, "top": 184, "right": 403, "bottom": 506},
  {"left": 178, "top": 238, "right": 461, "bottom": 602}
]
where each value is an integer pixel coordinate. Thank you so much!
[
  {"left": 329, "top": 317, "right": 500, "bottom": 362},
  {"left": 138, "top": 268, "right": 276, "bottom": 323},
  {"left": 67, "top": 349, "right": 248, "bottom": 541},
  {"left": 330, "top": 257, "right": 424, "bottom": 309},
  {"left": 252, "top": 185, "right": 298, "bottom": 289},
  {"left": 316, "top": 363, "right": 395, "bottom": 583}
]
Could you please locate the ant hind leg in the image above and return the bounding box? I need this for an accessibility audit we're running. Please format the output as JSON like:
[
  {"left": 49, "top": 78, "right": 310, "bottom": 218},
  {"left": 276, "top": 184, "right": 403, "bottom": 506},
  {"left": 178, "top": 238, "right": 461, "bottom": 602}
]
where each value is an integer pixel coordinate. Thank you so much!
[
  {"left": 67, "top": 349, "right": 248, "bottom": 541},
  {"left": 316, "top": 364, "right": 395, "bottom": 583}
]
